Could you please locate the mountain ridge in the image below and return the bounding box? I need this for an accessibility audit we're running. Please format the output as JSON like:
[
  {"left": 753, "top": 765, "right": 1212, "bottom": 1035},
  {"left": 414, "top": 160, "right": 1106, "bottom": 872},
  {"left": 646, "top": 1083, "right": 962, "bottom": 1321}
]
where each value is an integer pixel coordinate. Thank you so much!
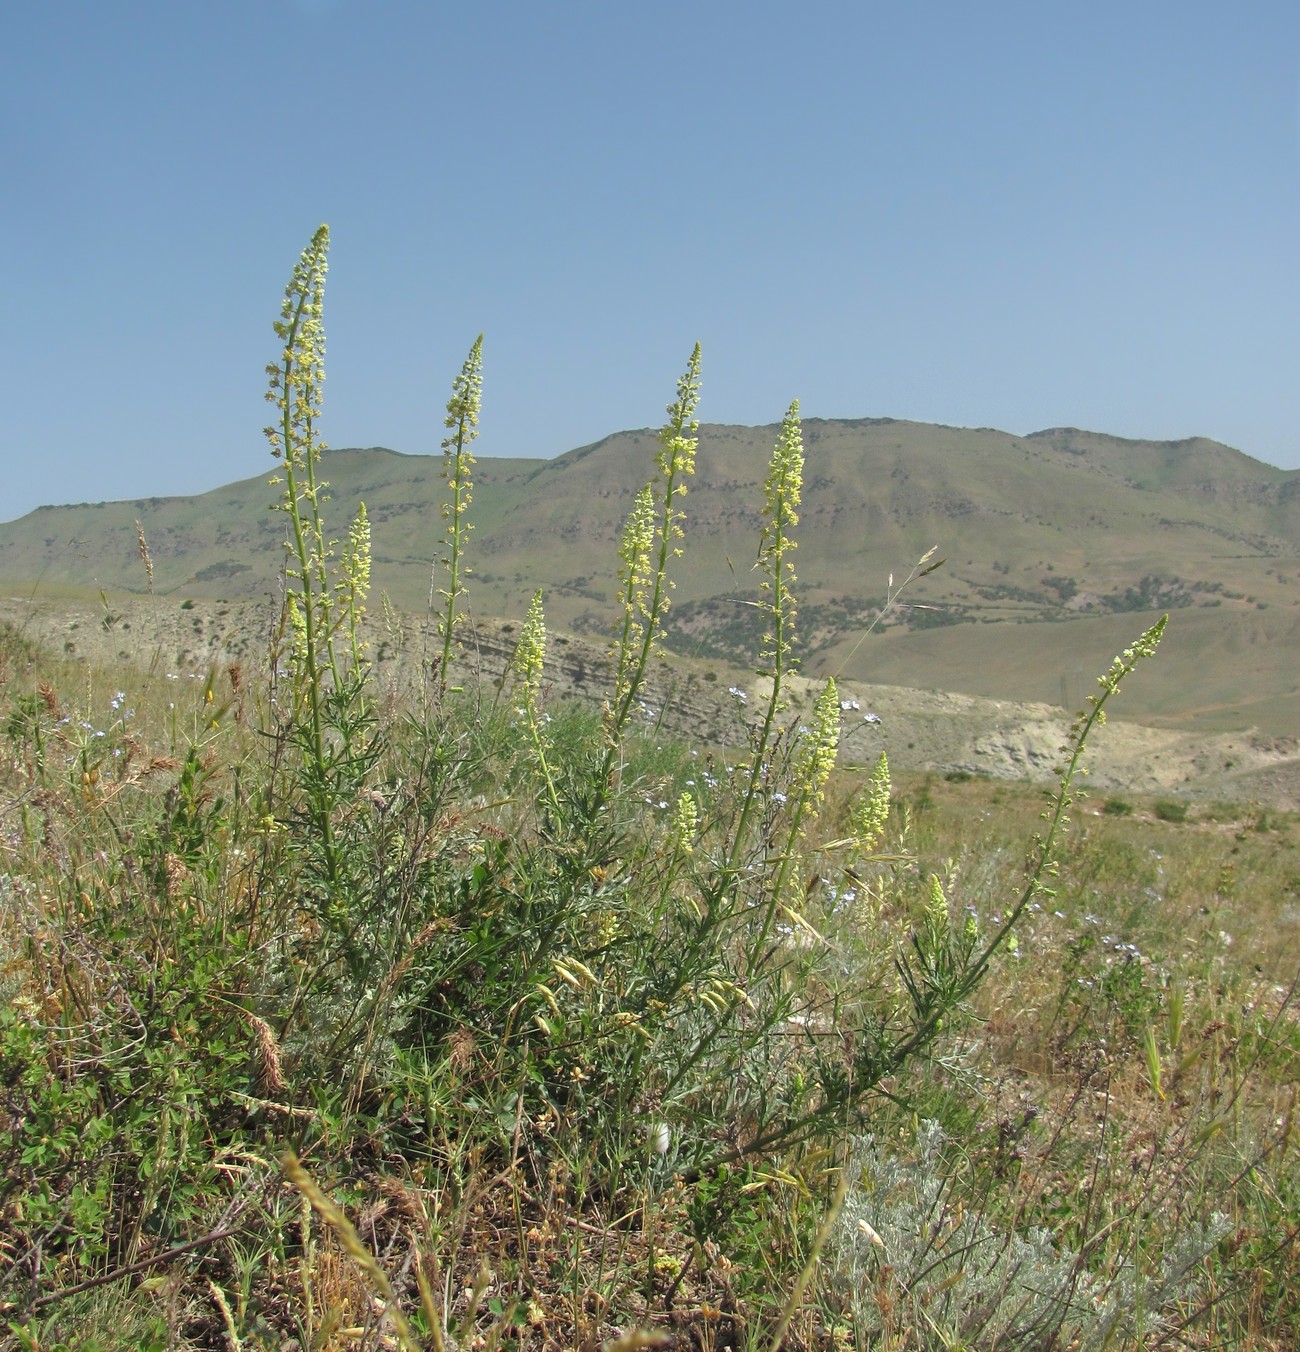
[{"left": 2, "top": 417, "right": 1296, "bottom": 736}]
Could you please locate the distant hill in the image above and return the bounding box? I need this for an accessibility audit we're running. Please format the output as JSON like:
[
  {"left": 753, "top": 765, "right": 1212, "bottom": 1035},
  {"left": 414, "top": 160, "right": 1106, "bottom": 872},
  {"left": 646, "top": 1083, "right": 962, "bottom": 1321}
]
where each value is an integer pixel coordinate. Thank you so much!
[{"left": 2, "top": 419, "right": 1297, "bottom": 734}]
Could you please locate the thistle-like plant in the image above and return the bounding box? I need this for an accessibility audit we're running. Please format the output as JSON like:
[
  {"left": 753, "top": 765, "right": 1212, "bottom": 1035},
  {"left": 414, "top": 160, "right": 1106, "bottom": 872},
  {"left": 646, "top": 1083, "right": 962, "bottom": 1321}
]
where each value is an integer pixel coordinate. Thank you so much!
[{"left": 435, "top": 335, "right": 484, "bottom": 694}]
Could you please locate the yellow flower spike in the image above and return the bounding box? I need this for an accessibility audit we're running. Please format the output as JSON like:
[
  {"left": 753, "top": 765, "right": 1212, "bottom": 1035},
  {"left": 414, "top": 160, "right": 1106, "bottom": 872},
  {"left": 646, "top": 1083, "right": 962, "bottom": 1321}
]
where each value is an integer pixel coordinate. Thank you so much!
[
  {"left": 601, "top": 345, "right": 700, "bottom": 767},
  {"left": 437, "top": 335, "right": 484, "bottom": 692},
  {"left": 670, "top": 791, "right": 698, "bottom": 854},
  {"left": 513, "top": 589, "right": 561, "bottom": 810},
  {"left": 515, "top": 591, "right": 547, "bottom": 701},
  {"left": 851, "top": 752, "right": 892, "bottom": 856},
  {"left": 795, "top": 678, "right": 840, "bottom": 813}
]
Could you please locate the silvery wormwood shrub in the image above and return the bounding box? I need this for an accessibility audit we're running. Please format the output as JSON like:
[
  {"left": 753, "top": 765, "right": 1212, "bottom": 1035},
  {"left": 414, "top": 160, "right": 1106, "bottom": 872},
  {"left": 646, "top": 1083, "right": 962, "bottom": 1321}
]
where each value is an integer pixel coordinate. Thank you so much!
[{"left": 828, "top": 1120, "right": 1229, "bottom": 1350}]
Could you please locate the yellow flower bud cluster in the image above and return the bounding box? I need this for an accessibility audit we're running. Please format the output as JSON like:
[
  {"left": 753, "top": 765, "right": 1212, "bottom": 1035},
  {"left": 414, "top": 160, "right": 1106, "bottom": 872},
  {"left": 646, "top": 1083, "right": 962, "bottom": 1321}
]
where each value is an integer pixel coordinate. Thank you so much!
[
  {"left": 796, "top": 678, "right": 841, "bottom": 810},
  {"left": 670, "top": 791, "right": 698, "bottom": 854},
  {"left": 851, "top": 753, "right": 892, "bottom": 855},
  {"left": 516, "top": 589, "right": 547, "bottom": 702}
]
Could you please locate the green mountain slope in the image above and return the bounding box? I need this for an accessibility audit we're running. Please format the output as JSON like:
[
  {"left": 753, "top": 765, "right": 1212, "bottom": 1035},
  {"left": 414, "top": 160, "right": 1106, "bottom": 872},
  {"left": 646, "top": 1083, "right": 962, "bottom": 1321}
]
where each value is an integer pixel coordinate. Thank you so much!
[{"left": 2, "top": 421, "right": 1296, "bottom": 733}]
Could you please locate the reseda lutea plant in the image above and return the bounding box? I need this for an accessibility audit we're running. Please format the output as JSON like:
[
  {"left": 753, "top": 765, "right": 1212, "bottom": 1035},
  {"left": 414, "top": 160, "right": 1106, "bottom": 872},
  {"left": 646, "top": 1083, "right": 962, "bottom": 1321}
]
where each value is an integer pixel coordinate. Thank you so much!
[
  {"left": 435, "top": 334, "right": 483, "bottom": 696},
  {"left": 0, "top": 223, "right": 1206, "bottom": 1348},
  {"left": 243, "top": 223, "right": 1174, "bottom": 1326},
  {"left": 264, "top": 223, "right": 373, "bottom": 894},
  {"left": 492, "top": 342, "right": 1167, "bottom": 1183},
  {"left": 603, "top": 344, "right": 701, "bottom": 751}
]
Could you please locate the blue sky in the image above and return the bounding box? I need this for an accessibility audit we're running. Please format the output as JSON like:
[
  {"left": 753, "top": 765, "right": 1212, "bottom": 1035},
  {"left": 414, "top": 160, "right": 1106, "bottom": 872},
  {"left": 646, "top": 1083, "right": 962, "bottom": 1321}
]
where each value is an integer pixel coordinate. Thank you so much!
[{"left": 3, "top": 0, "right": 1299, "bottom": 522}]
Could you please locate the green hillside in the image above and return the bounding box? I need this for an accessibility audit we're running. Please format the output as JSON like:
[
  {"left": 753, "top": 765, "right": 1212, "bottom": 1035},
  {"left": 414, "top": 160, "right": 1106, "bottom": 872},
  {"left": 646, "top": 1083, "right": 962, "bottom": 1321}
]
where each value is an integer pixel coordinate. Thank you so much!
[{"left": 2, "top": 420, "right": 1296, "bottom": 733}]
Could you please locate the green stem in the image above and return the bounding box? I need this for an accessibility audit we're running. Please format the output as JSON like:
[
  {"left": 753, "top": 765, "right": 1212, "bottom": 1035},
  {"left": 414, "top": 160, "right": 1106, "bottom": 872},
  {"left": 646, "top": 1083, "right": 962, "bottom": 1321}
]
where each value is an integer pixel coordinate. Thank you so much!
[{"left": 439, "top": 427, "right": 469, "bottom": 690}]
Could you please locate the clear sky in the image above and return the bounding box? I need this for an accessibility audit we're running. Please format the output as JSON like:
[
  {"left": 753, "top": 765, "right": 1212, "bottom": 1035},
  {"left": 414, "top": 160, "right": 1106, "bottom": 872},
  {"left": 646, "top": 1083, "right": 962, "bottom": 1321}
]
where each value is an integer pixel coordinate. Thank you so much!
[{"left": 3, "top": 1, "right": 1299, "bottom": 523}]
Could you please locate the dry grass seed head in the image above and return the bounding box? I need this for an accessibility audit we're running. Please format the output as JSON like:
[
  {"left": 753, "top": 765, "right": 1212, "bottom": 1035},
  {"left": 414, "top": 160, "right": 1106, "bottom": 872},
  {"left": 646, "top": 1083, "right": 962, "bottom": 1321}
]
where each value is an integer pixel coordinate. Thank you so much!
[
  {"left": 135, "top": 519, "right": 154, "bottom": 593},
  {"left": 448, "top": 1026, "right": 478, "bottom": 1075},
  {"left": 163, "top": 852, "right": 191, "bottom": 902},
  {"left": 381, "top": 916, "right": 453, "bottom": 996},
  {"left": 375, "top": 1174, "right": 431, "bottom": 1227},
  {"left": 244, "top": 1010, "right": 287, "bottom": 1094},
  {"left": 37, "top": 680, "right": 60, "bottom": 717}
]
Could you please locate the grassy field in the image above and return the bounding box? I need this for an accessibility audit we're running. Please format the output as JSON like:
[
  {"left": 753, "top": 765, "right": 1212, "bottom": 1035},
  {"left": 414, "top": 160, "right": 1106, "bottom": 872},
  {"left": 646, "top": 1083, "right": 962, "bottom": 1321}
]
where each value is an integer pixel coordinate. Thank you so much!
[
  {"left": 1, "top": 229, "right": 1297, "bottom": 1350},
  {"left": 2, "top": 622, "right": 1296, "bottom": 1349}
]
